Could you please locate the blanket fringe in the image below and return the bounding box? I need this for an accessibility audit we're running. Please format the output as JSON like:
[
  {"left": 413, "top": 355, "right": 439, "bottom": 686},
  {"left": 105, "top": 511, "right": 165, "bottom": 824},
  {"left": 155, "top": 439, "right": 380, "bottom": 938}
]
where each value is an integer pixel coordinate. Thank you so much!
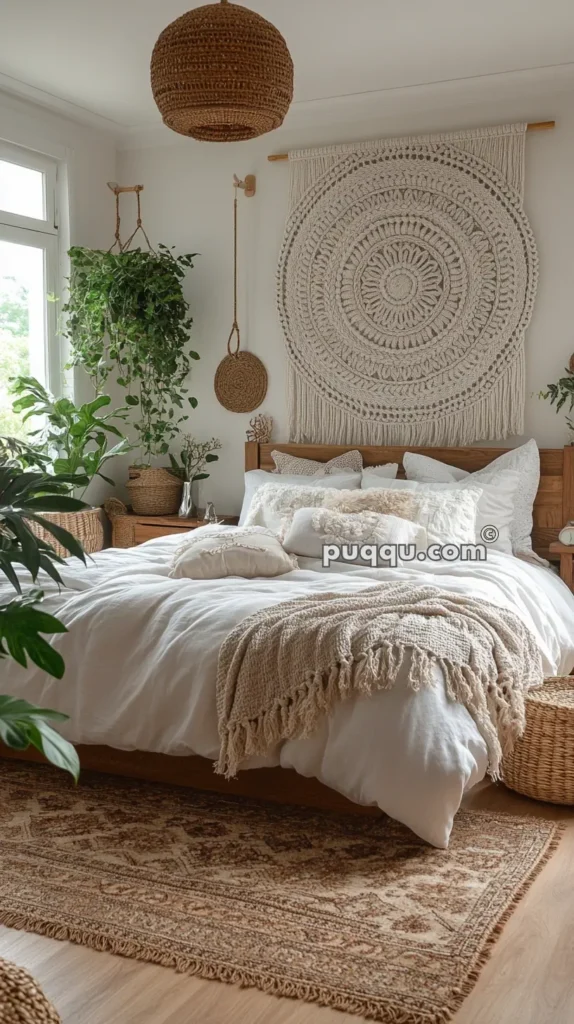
[{"left": 216, "top": 642, "right": 509, "bottom": 780}]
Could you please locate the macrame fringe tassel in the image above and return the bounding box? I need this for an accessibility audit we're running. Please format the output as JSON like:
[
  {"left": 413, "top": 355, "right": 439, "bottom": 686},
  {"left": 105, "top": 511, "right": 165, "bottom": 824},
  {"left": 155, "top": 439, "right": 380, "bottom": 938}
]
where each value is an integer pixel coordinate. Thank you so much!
[
  {"left": 216, "top": 640, "right": 512, "bottom": 781},
  {"left": 288, "top": 352, "right": 525, "bottom": 446}
]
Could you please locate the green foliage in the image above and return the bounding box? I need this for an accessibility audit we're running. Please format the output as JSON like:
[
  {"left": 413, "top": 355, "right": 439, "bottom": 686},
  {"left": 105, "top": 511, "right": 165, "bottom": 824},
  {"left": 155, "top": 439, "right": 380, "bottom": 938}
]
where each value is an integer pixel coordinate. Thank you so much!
[
  {"left": 0, "top": 277, "right": 31, "bottom": 437},
  {"left": 0, "top": 695, "right": 79, "bottom": 780},
  {"left": 63, "top": 245, "right": 199, "bottom": 463},
  {"left": 0, "top": 462, "right": 88, "bottom": 780},
  {"left": 540, "top": 367, "right": 574, "bottom": 433},
  {"left": 9, "top": 376, "right": 132, "bottom": 495},
  {"left": 0, "top": 435, "right": 51, "bottom": 472},
  {"left": 168, "top": 436, "right": 222, "bottom": 483}
]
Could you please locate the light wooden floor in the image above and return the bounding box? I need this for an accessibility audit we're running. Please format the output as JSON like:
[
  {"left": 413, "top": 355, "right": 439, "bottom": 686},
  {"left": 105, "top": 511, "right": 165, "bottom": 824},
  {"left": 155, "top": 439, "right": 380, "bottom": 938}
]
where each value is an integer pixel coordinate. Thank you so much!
[{"left": 1, "top": 782, "right": 573, "bottom": 1024}]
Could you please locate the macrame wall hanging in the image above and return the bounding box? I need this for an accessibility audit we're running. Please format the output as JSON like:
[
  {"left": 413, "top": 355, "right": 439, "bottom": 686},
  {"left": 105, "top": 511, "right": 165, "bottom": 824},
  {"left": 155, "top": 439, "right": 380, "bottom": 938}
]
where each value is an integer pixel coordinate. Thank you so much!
[
  {"left": 276, "top": 123, "right": 540, "bottom": 446},
  {"left": 214, "top": 175, "right": 268, "bottom": 413}
]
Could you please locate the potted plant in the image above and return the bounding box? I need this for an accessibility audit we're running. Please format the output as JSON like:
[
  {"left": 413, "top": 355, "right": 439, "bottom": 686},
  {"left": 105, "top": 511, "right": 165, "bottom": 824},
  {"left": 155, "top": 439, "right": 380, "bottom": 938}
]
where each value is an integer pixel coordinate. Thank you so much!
[
  {"left": 5, "top": 375, "right": 132, "bottom": 553},
  {"left": 62, "top": 244, "right": 199, "bottom": 514},
  {"left": 0, "top": 460, "right": 87, "bottom": 778},
  {"left": 539, "top": 357, "right": 574, "bottom": 439},
  {"left": 169, "top": 436, "right": 222, "bottom": 517}
]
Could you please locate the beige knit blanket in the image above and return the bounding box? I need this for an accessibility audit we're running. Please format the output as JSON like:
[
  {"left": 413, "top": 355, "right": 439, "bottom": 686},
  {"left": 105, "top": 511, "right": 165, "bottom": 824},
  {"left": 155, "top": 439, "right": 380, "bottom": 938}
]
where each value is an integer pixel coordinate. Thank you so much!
[{"left": 216, "top": 583, "right": 542, "bottom": 779}]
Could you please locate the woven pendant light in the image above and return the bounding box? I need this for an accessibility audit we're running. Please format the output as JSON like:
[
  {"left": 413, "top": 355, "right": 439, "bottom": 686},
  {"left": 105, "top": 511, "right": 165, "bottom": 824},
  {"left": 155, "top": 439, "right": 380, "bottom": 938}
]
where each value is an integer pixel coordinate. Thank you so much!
[{"left": 150, "top": 0, "right": 294, "bottom": 142}]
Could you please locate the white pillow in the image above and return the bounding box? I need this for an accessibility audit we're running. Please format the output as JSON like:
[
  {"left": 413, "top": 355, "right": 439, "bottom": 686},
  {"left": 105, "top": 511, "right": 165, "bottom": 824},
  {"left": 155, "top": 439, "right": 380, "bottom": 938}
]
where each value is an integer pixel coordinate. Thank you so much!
[
  {"left": 361, "top": 475, "right": 483, "bottom": 547},
  {"left": 169, "top": 526, "right": 297, "bottom": 580},
  {"left": 403, "top": 440, "right": 540, "bottom": 558},
  {"left": 362, "top": 471, "right": 519, "bottom": 554},
  {"left": 362, "top": 463, "right": 401, "bottom": 480},
  {"left": 244, "top": 484, "right": 420, "bottom": 540},
  {"left": 239, "top": 469, "right": 360, "bottom": 526},
  {"left": 283, "top": 506, "right": 427, "bottom": 563},
  {"left": 271, "top": 449, "right": 366, "bottom": 475}
]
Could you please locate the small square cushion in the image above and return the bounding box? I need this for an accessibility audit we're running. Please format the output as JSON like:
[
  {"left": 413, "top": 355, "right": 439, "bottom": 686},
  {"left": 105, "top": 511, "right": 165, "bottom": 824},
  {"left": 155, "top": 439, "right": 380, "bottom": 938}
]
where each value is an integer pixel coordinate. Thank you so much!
[{"left": 170, "top": 526, "right": 297, "bottom": 580}]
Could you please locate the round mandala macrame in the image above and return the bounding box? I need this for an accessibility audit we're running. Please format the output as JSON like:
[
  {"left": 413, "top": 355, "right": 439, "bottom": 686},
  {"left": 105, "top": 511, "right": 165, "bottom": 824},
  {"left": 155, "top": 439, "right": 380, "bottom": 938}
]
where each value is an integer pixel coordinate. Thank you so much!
[{"left": 277, "top": 140, "right": 538, "bottom": 443}]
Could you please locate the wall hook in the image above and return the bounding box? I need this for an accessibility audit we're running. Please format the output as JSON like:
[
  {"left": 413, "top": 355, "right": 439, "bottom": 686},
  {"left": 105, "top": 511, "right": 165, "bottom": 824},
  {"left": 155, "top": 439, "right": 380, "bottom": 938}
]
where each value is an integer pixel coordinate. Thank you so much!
[{"left": 233, "top": 174, "right": 256, "bottom": 198}]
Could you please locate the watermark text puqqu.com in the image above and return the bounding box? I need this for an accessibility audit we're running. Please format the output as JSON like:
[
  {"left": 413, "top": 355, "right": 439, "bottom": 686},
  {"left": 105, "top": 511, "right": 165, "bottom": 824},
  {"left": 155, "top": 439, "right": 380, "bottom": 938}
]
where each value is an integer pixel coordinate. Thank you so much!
[{"left": 322, "top": 541, "right": 488, "bottom": 568}]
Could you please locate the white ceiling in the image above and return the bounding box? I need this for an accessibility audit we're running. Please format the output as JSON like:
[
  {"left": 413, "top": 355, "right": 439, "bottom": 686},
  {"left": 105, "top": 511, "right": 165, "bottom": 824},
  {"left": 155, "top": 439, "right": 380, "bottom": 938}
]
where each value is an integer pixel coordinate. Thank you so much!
[{"left": 0, "top": 0, "right": 573, "bottom": 131}]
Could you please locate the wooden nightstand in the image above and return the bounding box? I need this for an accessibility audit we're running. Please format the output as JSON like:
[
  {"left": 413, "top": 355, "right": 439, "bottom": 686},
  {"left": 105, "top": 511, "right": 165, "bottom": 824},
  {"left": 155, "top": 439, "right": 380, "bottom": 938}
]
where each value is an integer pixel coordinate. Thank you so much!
[
  {"left": 549, "top": 542, "right": 574, "bottom": 590},
  {"left": 104, "top": 503, "right": 239, "bottom": 549}
]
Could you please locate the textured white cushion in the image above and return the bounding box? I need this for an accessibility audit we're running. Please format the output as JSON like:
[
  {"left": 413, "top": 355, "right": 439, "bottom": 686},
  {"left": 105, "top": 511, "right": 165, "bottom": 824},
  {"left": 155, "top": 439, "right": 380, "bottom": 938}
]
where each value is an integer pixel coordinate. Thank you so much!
[
  {"left": 403, "top": 440, "right": 540, "bottom": 557},
  {"left": 283, "top": 507, "right": 427, "bottom": 562},
  {"left": 361, "top": 474, "right": 483, "bottom": 546},
  {"left": 238, "top": 469, "right": 360, "bottom": 526},
  {"left": 244, "top": 484, "right": 420, "bottom": 540},
  {"left": 170, "top": 526, "right": 297, "bottom": 580},
  {"left": 363, "top": 471, "right": 519, "bottom": 554},
  {"left": 271, "top": 449, "right": 368, "bottom": 476},
  {"left": 360, "top": 463, "right": 401, "bottom": 480}
]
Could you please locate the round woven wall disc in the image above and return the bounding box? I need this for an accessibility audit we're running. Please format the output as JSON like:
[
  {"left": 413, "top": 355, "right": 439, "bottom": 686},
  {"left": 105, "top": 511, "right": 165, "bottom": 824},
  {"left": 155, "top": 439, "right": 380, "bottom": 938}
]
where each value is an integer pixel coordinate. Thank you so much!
[{"left": 214, "top": 351, "right": 268, "bottom": 413}]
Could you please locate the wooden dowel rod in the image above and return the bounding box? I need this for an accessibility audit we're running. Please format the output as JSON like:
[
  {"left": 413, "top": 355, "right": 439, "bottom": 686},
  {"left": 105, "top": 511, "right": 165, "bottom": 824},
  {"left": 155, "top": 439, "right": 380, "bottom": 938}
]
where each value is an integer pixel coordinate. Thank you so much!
[
  {"left": 106, "top": 182, "right": 144, "bottom": 193},
  {"left": 267, "top": 120, "right": 555, "bottom": 162}
]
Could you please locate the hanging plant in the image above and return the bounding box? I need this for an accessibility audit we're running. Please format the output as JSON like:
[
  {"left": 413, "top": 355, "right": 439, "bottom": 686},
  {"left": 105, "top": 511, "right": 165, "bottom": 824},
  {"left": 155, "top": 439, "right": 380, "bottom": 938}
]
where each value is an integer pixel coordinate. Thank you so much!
[
  {"left": 62, "top": 187, "right": 199, "bottom": 465},
  {"left": 63, "top": 244, "right": 198, "bottom": 464}
]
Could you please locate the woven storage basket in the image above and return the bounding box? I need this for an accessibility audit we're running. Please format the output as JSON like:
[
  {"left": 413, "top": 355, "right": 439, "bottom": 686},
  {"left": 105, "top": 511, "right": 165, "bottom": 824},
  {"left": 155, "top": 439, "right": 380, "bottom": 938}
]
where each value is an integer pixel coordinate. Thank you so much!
[
  {"left": 28, "top": 507, "right": 104, "bottom": 559},
  {"left": 503, "top": 677, "right": 574, "bottom": 804},
  {"left": 126, "top": 467, "right": 182, "bottom": 516},
  {"left": 0, "top": 957, "right": 60, "bottom": 1023},
  {"left": 150, "top": 1, "right": 294, "bottom": 142}
]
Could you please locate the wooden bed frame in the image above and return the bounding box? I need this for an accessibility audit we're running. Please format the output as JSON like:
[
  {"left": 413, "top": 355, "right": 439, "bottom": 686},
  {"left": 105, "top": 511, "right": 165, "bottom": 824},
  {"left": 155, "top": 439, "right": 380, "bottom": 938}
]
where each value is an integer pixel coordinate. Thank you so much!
[{"left": 2, "top": 441, "right": 573, "bottom": 813}]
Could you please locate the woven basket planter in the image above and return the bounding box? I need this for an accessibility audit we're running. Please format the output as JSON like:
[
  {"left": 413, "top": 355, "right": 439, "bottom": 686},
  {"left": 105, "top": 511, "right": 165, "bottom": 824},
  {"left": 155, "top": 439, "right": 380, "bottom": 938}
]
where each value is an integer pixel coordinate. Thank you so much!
[
  {"left": 126, "top": 467, "right": 182, "bottom": 516},
  {"left": 150, "top": 0, "right": 294, "bottom": 142},
  {"left": 503, "top": 677, "right": 574, "bottom": 804},
  {"left": 0, "top": 957, "right": 60, "bottom": 1023},
  {"left": 28, "top": 507, "right": 104, "bottom": 559}
]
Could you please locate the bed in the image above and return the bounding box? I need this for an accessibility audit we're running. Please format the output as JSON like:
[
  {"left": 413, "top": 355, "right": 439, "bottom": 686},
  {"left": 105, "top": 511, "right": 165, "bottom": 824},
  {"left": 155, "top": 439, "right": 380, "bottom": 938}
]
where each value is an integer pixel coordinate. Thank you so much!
[{"left": 2, "top": 441, "right": 574, "bottom": 848}]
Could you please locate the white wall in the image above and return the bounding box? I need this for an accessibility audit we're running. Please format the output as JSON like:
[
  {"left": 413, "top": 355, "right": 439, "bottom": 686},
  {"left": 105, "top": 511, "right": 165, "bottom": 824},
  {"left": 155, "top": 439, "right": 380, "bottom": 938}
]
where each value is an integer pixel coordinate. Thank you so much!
[
  {"left": 116, "top": 67, "right": 574, "bottom": 516},
  {"left": 0, "top": 89, "right": 119, "bottom": 504}
]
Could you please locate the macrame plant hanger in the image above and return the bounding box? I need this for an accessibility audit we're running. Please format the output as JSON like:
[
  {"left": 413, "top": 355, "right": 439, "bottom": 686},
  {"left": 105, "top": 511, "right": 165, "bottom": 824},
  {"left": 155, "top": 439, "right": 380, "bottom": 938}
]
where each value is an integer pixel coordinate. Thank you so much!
[
  {"left": 106, "top": 182, "right": 156, "bottom": 253},
  {"left": 214, "top": 174, "right": 268, "bottom": 413}
]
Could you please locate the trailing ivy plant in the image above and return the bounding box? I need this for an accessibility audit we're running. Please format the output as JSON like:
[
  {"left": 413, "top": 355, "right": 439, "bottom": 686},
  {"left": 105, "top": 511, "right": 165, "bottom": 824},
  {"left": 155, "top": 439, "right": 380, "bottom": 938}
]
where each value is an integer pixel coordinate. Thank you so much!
[{"left": 63, "top": 245, "right": 199, "bottom": 464}]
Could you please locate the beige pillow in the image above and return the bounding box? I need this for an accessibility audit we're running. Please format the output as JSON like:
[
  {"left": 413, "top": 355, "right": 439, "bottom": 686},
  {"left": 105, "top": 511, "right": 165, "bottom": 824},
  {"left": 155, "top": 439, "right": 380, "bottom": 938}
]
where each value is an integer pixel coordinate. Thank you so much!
[
  {"left": 271, "top": 449, "right": 365, "bottom": 475},
  {"left": 244, "top": 484, "right": 419, "bottom": 540},
  {"left": 283, "top": 507, "right": 427, "bottom": 561},
  {"left": 170, "top": 526, "right": 297, "bottom": 580}
]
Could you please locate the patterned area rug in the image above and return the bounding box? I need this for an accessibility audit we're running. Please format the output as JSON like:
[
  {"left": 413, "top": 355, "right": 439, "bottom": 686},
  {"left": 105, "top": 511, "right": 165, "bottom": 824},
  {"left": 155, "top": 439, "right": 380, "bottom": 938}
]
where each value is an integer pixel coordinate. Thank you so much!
[{"left": 0, "top": 764, "right": 562, "bottom": 1024}]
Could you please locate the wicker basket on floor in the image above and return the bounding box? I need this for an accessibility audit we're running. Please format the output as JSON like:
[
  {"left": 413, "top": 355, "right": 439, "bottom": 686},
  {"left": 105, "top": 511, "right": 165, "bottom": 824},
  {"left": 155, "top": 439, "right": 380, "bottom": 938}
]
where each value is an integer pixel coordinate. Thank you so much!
[
  {"left": 0, "top": 957, "right": 60, "bottom": 1023},
  {"left": 503, "top": 677, "right": 574, "bottom": 804},
  {"left": 27, "top": 507, "right": 104, "bottom": 558}
]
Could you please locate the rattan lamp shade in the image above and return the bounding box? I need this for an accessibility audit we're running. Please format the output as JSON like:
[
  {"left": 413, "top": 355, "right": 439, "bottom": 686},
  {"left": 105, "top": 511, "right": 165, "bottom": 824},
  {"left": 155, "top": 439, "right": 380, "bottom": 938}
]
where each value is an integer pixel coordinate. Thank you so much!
[{"left": 150, "top": 0, "right": 294, "bottom": 142}]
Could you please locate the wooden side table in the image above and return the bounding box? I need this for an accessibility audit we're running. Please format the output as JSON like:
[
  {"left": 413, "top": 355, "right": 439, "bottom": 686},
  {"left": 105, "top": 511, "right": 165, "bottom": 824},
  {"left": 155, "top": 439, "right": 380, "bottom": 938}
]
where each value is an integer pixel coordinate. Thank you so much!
[
  {"left": 549, "top": 542, "right": 574, "bottom": 590},
  {"left": 104, "top": 500, "right": 238, "bottom": 548}
]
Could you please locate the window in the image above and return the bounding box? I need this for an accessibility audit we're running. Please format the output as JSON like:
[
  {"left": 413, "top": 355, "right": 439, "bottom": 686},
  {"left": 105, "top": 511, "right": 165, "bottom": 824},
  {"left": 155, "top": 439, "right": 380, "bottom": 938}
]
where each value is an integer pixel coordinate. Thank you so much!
[{"left": 0, "top": 141, "right": 59, "bottom": 437}]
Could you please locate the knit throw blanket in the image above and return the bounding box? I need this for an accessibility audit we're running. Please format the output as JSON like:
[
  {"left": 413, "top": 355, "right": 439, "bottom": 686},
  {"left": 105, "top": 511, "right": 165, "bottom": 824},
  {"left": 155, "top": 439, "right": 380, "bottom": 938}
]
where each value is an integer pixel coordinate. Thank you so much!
[{"left": 216, "top": 583, "right": 543, "bottom": 779}]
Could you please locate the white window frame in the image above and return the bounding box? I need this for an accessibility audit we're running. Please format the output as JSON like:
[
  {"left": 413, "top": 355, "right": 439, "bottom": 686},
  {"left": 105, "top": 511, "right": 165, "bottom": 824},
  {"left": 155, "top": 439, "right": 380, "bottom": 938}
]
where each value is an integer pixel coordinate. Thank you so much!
[
  {"left": 0, "top": 140, "right": 61, "bottom": 396},
  {"left": 0, "top": 139, "right": 57, "bottom": 234}
]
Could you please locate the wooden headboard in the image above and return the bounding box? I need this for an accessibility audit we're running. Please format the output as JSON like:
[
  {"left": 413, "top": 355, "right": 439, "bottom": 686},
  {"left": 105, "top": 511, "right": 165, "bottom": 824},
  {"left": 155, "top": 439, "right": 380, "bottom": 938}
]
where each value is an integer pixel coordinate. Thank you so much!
[{"left": 245, "top": 442, "right": 574, "bottom": 562}]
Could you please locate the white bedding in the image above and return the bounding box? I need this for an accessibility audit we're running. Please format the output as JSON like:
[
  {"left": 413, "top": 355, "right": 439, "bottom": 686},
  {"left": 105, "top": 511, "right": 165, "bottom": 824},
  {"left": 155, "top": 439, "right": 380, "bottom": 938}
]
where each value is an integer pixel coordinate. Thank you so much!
[{"left": 1, "top": 530, "right": 573, "bottom": 848}]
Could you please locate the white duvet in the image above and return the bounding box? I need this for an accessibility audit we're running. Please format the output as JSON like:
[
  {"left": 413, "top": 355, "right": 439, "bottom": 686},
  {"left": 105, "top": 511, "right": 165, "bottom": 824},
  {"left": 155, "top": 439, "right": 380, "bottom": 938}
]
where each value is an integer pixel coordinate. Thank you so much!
[{"left": 1, "top": 531, "right": 574, "bottom": 848}]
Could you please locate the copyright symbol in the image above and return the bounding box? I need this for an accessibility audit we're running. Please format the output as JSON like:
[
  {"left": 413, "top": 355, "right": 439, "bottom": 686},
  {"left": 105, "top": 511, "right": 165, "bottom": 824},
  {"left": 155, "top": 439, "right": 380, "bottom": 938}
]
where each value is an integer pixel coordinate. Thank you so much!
[{"left": 480, "top": 525, "right": 499, "bottom": 544}]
